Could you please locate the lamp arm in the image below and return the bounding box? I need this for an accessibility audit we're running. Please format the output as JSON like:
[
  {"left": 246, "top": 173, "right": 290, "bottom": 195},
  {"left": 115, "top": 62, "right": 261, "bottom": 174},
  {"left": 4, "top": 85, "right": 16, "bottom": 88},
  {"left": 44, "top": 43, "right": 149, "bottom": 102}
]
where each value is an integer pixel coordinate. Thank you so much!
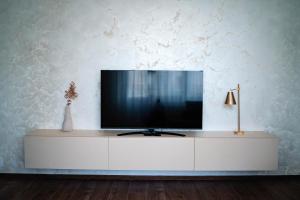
[{"left": 230, "top": 85, "right": 240, "bottom": 92}]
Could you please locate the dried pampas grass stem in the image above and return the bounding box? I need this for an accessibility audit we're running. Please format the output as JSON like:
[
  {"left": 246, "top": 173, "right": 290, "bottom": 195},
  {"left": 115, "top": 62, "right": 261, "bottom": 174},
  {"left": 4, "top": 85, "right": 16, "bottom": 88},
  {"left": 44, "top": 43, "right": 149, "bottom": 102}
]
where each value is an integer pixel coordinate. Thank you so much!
[{"left": 64, "top": 81, "right": 78, "bottom": 105}]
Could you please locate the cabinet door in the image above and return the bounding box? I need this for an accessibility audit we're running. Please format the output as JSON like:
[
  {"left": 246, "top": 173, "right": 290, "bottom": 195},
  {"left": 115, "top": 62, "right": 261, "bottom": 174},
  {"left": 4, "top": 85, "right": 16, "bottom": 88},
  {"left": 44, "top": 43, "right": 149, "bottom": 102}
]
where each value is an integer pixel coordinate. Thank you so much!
[
  {"left": 109, "top": 137, "right": 194, "bottom": 170},
  {"left": 195, "top": 138, "right": 278, "bottom": 171},
  {"left": 25, "top": 136, "right": 109, "bottom": 170}
]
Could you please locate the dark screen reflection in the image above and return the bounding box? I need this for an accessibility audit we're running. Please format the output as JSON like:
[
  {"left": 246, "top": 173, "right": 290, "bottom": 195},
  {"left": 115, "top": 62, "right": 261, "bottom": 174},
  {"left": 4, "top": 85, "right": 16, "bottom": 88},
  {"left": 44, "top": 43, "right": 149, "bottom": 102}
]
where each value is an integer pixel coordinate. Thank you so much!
[{"left": 101, "top": 70, "right": 203, "bottom": 129}]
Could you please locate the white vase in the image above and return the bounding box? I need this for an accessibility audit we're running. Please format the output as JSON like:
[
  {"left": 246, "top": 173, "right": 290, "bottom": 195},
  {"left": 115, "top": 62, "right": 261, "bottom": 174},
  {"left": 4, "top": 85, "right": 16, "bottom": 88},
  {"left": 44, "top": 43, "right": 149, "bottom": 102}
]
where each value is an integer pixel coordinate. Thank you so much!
[{"left": 62, "top": 105, "right": 73, "bottom": 132}]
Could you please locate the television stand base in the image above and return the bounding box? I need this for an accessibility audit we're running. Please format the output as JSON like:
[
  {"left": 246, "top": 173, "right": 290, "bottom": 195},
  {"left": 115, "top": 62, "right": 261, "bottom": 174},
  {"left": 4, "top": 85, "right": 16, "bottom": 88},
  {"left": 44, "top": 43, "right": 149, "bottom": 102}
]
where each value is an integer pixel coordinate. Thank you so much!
[{"left": 117, "top": 129, "right": 186, "bottom": 137}]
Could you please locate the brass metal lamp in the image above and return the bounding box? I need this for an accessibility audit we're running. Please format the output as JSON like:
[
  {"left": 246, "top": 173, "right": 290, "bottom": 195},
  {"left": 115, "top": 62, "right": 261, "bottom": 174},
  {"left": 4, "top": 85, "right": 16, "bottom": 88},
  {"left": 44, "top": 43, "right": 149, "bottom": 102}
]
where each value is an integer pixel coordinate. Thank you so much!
[{"left": 225, "top": 84, "right": 244, "bottom": 136}]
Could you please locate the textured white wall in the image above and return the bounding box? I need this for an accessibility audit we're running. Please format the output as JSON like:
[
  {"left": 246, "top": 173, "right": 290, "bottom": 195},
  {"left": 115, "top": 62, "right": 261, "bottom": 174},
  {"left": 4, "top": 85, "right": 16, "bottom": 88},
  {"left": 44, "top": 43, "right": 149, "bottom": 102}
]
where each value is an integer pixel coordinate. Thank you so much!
[{"left": 0, "top": 0, "right": 299, "bottom": 175}]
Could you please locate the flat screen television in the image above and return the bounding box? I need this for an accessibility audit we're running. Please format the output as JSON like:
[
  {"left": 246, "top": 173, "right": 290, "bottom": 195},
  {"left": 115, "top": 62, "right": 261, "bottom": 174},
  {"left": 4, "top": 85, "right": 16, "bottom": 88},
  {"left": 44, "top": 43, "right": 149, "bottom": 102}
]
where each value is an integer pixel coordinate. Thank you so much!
[{"left": 101, "top": 70, "right": 203, "bottom": 136}]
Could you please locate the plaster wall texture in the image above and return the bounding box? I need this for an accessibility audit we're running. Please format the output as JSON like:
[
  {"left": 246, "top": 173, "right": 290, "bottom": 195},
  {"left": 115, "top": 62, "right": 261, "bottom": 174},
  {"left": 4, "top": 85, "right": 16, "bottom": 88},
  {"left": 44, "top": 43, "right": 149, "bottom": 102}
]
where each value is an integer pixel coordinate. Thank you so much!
[{"left": 0, "top": 0, "right": 300, "bottom": 175}]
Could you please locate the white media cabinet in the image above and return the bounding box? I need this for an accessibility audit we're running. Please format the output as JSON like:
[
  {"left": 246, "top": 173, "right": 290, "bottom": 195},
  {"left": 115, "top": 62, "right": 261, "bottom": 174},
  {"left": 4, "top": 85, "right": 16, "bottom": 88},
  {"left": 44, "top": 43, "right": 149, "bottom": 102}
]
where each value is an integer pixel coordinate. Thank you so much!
[{"left": 24, "top": 130, "right": 278, "bottom": 171}]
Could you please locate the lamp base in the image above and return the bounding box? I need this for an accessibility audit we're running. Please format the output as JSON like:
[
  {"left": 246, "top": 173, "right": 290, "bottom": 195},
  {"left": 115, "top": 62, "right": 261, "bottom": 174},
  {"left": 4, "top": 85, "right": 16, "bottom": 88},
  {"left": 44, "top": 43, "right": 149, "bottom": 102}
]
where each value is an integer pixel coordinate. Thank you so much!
[{"left": 234, "top": 131, "right": 245, "bottom": 136}]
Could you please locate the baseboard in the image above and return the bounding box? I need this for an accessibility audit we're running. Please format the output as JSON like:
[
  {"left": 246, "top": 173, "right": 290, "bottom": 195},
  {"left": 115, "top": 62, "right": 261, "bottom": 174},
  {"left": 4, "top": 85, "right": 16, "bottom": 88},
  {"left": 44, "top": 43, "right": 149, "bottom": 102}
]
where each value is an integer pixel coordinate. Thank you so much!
[{"left": 0, "top": 173, "right": 299, "bottom": 181}]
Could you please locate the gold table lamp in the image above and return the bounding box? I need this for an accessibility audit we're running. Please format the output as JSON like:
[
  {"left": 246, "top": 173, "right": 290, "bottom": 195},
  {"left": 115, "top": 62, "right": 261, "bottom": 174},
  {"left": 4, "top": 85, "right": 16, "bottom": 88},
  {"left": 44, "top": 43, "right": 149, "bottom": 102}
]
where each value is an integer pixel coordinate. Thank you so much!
[{"left": 225, "top": 84, "right": 244, "bottom": 136}]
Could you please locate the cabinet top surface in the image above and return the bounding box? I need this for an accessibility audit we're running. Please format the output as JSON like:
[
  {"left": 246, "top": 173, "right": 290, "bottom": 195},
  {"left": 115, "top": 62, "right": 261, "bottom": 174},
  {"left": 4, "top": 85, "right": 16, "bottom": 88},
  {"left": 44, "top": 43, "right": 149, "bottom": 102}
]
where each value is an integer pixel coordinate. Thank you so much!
[{"left": 26, "top": 129, "right": 277, "bottom": 139}]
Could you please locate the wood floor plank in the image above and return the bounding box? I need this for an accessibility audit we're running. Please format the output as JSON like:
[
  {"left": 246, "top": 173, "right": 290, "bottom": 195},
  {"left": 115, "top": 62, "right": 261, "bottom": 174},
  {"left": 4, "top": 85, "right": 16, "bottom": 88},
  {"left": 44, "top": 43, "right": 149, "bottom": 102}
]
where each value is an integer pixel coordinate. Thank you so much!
[
  {"left": 107, "top": 181, "right": 129, "bottom": 200},
  {"left": 231, "top": 180, "right": 273, "bottom": 200},
  {"left": 11, "top": 180, "right": 36, "bottom": 200},
  {"left": 0, "top": 179, "right": 21, "bottom": 200},
  {"left": 146, "top": 181, "right": 166, "bottom": 200},
  {"left": 66, "top": 180, "right": 97, "bottom": 200},
  {"left": 28, "top": 179, "right": 62, "bottom": 200},
  {"left": 164, "top": 181, "right": 186, "bottom": 200},
  {"left": 0, "top": 176, "right": 299, "bottom": 200},
  {"left": 193, "top": 181, "right": 221, "bottom": 200},
  {"left": 14, "top": 179, "right": 46, "bottom": 200},
  {"left": 260, "top": 180, "right": 300, "bottom": 200},
  {"left": 89, "top": 180, "right": 112, "bottom": 200},
  {"left": 54, "top": 180, "right": 81, "bottom": 200},
  {"left": 179, "top": 181, "right": 205, "bottom": 200},
  {"left": 212, "top": 181, "right": 241, "bottom": 200},
  {"left": 46, "top": 179, "right": 71, "bottom": 200},
  {"left": 127, "top": 181, "right": 147, "bottom": 200}
]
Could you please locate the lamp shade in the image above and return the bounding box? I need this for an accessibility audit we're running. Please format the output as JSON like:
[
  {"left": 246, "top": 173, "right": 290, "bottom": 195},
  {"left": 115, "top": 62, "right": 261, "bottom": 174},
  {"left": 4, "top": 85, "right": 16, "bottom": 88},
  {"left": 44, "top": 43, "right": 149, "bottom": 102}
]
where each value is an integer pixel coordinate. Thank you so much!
[{"left": 225, "top": 91, "right": 236, "bottom": 105}]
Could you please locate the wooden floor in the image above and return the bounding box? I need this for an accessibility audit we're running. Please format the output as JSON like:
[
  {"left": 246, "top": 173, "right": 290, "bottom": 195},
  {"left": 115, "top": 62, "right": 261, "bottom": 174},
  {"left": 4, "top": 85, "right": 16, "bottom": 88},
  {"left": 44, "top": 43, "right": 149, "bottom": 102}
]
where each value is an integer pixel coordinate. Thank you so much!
[{"left": 0, "top": 175, "right": 299, "bottom": 200}]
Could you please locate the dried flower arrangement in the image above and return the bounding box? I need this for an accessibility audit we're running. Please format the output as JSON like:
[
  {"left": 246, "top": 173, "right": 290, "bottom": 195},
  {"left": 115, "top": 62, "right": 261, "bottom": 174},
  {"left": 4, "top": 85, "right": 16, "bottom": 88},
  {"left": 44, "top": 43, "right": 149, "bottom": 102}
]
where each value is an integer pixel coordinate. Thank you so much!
[{"left": 64, "top": 81, "right": 78, "bottom": 105}]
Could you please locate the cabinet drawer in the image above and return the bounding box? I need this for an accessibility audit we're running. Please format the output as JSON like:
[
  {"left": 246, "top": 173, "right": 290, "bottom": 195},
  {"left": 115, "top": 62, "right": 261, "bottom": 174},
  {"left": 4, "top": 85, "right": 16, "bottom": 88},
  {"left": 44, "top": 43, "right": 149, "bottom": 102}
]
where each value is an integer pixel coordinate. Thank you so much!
[
  {"left": 24, "top": 136, "right": 108, "bottom": 170},
  {"left": 109, "top": 137, "right": 194, "bottom": 170},
  {"left": 195, "top": 137, "right": 278, "bottom": 171}
]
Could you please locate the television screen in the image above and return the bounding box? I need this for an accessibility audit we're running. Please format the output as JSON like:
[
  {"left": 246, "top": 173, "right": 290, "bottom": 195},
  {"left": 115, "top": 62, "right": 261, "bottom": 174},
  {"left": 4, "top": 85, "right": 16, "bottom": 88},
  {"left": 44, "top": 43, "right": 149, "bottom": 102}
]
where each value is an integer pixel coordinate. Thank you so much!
[{"left": 101, "top": 70, "right": 203, "bottom": 130}]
